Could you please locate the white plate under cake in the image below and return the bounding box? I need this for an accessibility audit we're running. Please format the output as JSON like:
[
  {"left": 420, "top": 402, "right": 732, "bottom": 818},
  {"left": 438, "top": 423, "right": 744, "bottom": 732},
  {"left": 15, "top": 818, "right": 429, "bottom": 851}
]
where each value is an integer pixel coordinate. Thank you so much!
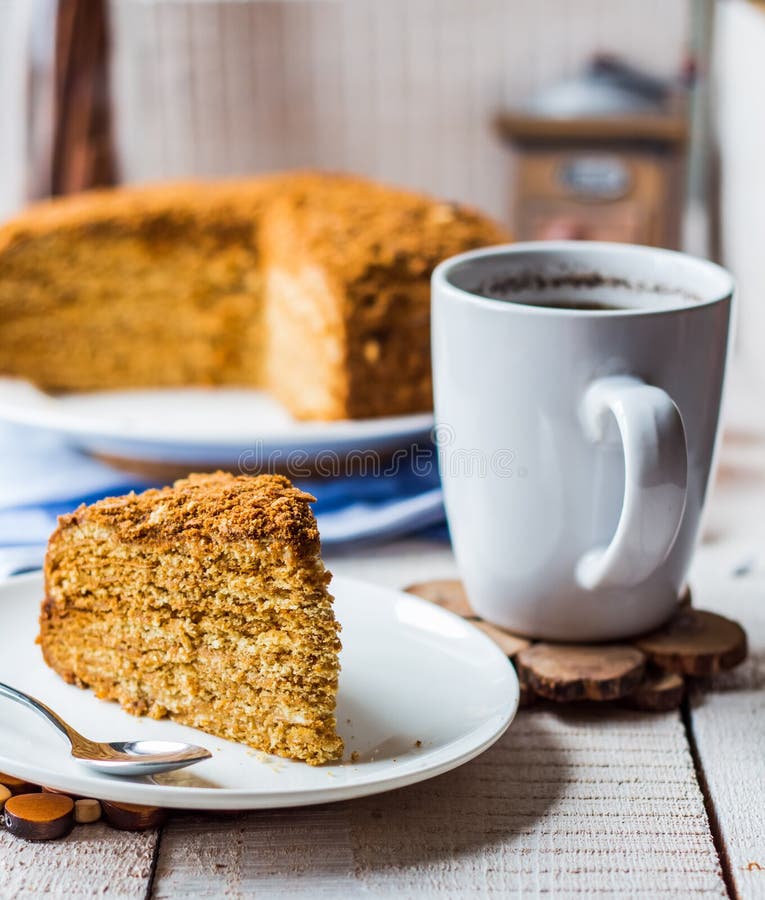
[{"left": 0, "top": 571, "right": 518, "bottom": 809}]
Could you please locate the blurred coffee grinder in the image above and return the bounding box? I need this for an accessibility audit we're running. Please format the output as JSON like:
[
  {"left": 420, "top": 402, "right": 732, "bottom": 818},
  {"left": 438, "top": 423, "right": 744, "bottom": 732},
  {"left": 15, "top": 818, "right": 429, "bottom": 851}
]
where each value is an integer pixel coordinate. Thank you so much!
[{"left": 495, "top": 56, "right": 689, "bottom": 248}]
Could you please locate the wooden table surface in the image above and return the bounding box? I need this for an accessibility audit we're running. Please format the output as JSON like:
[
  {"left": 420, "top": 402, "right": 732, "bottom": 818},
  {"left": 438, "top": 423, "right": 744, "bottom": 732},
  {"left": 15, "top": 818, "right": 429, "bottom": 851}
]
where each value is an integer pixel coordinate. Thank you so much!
[{"left": 1, "top": 392, "right": 763, "bottom": 899}]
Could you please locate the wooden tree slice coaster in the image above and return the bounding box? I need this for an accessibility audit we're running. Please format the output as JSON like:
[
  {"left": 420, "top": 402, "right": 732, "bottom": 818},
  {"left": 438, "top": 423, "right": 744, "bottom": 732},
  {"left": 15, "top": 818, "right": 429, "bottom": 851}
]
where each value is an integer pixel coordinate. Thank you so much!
[
  {"left": 0, "top": 773, "right": 41, "bottom": 796},
  {"left": 400, "top": 579, "right": 747, "bottom": 712},
  {"left": 404, "top": 580, "right": 531, "bottom": 657},
  {"left": 516, "top": 644, "right": 646, "bottom": 702},
  {"left": 629, "top": 670, "right": 685, "bottom": 711},
  {"left": 403, "top": 579, "right": 477, "bottom": 618},
  {"left": 473, "top": 621, "right": 532, "bottom": 658},
  {"left": 42, "top": 785, "right": 80, "bottom": 799},
  {"left": 74, "top": 798, "right": 102, "bottom": 824},
  {"left": 3, "top": 793, "right": 75, "bottom": 841},
  {"left": 101, "top": 800, "right": 167, "bottom": 831},
  {"left": 634, "top": 608, "right": 748, "bottom": 676}
]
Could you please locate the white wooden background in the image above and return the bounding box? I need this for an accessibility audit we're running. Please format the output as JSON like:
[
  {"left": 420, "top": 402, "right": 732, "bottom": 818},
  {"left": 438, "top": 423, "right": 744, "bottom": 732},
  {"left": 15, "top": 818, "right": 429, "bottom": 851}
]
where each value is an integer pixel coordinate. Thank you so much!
[{"left": 109, "top": 0, "right": 691, "bottom": 223}]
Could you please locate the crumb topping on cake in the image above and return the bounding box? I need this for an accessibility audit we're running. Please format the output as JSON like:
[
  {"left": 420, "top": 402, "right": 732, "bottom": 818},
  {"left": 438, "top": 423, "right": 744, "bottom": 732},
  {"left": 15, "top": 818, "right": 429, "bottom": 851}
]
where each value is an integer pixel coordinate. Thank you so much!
[
  {"left": 0, "top": 178, "right": 279, "bottom": 251},
  {"left": 263, "top": 173, "right": 508, "bottom": 288},
  {"left": 57, "top": 472, "right": 320, "bottom": 551}
]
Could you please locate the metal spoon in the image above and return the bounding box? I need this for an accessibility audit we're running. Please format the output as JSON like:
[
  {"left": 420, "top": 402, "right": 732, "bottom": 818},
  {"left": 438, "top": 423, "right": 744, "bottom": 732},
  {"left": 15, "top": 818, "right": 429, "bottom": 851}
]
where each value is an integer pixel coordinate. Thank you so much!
[{"left": 0, "top": 681, "right": 212, "bottom": 776}]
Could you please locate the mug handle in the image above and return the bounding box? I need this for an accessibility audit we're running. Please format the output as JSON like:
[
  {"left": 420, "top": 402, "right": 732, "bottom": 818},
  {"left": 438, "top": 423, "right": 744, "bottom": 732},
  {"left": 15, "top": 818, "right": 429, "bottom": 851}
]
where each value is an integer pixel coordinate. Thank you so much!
[{"left": 576, "top": 375, "right": 688, "bottom": 590}]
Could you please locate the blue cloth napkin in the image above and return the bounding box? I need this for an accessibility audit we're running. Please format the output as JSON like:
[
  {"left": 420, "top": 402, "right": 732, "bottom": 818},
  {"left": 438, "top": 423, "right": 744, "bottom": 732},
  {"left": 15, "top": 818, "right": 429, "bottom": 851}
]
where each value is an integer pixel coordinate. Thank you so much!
[{"left": 0, "top": 423, "right": 446, "bottom": 578}]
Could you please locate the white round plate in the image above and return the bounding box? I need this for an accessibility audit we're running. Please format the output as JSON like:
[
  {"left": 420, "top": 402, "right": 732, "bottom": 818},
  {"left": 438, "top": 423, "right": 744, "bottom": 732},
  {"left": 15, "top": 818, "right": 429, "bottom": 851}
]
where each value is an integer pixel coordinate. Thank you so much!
[
  {"left": 0, "top": 380, "right": 434, "bottom": 464},
  {"left": 0, "top": 573, "right": 518, "bottom": 809}
]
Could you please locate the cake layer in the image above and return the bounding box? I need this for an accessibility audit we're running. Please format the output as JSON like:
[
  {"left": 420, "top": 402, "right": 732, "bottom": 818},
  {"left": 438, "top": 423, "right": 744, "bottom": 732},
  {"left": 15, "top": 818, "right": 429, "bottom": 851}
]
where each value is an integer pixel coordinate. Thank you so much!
[{"left": 39, "top": 473, "right": 343, "bottom": 765}]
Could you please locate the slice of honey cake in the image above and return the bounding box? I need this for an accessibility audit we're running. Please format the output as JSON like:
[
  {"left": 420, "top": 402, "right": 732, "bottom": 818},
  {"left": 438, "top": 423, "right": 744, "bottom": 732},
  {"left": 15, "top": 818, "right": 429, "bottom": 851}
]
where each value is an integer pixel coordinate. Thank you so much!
[{"left": 39, "top": 472, "right": 343, "bottom": 765}]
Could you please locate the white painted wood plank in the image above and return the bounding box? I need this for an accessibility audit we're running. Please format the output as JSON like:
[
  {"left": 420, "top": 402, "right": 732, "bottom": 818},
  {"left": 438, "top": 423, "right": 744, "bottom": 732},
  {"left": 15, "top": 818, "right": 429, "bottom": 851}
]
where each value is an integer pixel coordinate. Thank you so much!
[
  {"left": 338, "top": 0, "right": 377, "bottom": 176},
  {"left": 0, "top": 823, "right": 157, "bottom": 899},
  {"left": 687, "top": 576, "right": 765, "bottom": 899},
  {"left": 24, "top": 0, "right": 57, "bottom": 201},
  {"left": 279, "top": 1, "right": 318, "bottom": 170},
  {"left": 111, "top": 0, "right": 178, "bottom": 180},
  {"left": 153, "top": 710, "right": 725, "bottom": 898},
  {"left": 187, "top": 2, "right": 227, "bottom": 176},
  {"left": 305, "top": 0, "right": 344, "bottom": 172},
  {"left": 0, "top": 0, "right": 34, "bottom": 217},
  {"left": 715, "top": 0, "right": 765, "bottom": 395},
  {"left": 254, "top": 0, "right": 288, "bottom": 170},
  {"left": 146, "top": 1, "right": 169, "bottom": 179},
  {"left": 154, "top": 1, "right": 196, "bottom": 177},
  {"left": 368, "top": 0, "right": 407, "bottom": 185}
]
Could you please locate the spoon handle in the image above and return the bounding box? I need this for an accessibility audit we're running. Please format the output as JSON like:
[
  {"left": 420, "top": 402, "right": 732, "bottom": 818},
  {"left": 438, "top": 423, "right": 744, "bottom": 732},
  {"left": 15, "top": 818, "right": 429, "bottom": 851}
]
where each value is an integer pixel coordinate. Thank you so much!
[{"left": 0, "top": 681, "right": 83, "bottom": 750}]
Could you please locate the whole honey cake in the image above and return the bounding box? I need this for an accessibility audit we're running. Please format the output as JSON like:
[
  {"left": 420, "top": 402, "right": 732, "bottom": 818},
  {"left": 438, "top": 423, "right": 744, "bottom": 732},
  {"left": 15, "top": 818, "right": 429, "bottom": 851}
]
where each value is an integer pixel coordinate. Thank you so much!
[
  {"left": 38, "top": 472, "right": 343, "bottom": 765},
  {"left": 0, "top": 172, "right": 508, "bottom": 420}
]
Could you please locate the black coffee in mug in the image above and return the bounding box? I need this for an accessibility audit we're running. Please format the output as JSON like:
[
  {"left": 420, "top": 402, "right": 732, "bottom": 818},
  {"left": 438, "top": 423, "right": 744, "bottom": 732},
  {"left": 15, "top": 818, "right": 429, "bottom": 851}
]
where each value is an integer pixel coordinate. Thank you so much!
[
  {"left": 519, "top": 299, "right": 623, "bottom": 311},
  {"left": 462, "top": 268, "right": 697, "bottom": 312}
]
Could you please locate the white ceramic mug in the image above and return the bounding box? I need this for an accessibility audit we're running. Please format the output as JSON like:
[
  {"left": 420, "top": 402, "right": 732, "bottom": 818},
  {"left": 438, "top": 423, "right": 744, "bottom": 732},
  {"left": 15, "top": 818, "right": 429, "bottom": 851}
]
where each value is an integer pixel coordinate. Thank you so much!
[{"left": 431, "top": 242, "right": 735, "bottom": 641}]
